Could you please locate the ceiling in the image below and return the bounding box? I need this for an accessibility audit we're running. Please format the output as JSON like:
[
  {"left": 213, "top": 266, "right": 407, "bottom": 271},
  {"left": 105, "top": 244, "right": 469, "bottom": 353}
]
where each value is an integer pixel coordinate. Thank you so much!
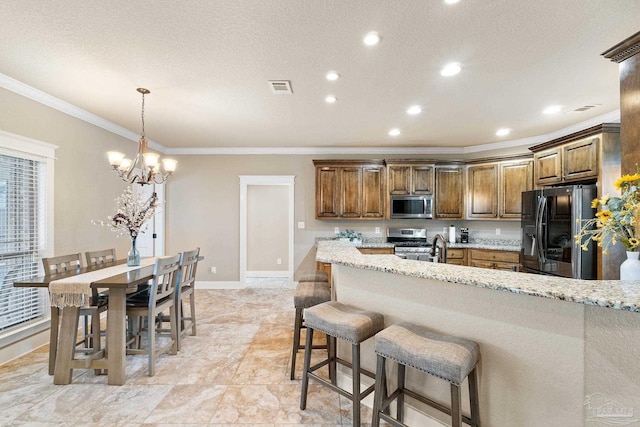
[{"left": 0, "top": 1, "right": 639, "bottom": 153}]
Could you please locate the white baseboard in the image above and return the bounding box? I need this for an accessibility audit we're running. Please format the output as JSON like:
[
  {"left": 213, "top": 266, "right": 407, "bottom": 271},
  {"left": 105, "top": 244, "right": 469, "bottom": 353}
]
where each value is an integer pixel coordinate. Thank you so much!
[
  {"left": 196, "top": 281, "right": 244, "bottom": 289},
  {"left": 0, "top": 329, "right": 49, "bottom": 366}
]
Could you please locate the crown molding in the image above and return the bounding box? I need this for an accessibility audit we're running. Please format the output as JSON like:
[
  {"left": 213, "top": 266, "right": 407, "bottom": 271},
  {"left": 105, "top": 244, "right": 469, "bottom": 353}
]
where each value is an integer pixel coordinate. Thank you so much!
[
  {"left": 0, "top": 72, "right": 620, "bottom": 157},
  {"left": 602, "top": 31, "right": 640, "bottom": 63},
  {"left": 0, "top": 73, "right": 167, "bottom": 153}
]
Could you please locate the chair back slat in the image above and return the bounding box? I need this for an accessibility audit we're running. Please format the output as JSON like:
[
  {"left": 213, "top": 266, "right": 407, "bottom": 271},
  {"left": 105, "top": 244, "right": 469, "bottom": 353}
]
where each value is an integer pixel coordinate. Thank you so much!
[
  {"left": 42, "top": 253, "right": 82, "bottom": 274},
  {"left": 85, "top": 248, "right": 116, "bottom": 266},
  {"left": 150, "top": 254, "right": 181, "bottom": 303},
  {"left": 178, "top": 248, "right": 200, "bottom": 291}
]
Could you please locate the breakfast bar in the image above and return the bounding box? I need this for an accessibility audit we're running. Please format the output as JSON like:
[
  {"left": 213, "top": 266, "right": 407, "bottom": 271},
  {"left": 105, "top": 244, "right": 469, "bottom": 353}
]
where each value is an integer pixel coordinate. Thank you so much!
[{"left": 317, "top": 240, "right": 640, "bottom": 426}]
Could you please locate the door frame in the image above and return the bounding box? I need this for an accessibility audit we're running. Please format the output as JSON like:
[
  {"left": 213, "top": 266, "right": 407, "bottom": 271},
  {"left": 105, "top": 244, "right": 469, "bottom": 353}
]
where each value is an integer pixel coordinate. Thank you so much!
[{"left": 239, "top": 175, "right": 295, "bottom": 285}]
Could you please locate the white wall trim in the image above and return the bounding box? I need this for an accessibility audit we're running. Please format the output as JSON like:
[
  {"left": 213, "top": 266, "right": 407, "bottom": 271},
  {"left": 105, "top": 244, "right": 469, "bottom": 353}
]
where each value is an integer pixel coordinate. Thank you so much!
[
  {"left": 239, "top": 175, "right": 295, "bottom": 286},
  {"left": 0, "top": 129, "right": 58, "bottom": 159},
  {"left": 0, "top": 72, "right": 167, "bottom": 153}
]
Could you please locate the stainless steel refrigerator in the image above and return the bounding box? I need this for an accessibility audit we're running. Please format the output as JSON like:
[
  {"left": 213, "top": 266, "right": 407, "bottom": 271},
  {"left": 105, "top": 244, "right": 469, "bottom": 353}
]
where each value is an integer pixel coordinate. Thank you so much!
[{"left": 521, "top": 184, "right": 597, "bottom": 279}]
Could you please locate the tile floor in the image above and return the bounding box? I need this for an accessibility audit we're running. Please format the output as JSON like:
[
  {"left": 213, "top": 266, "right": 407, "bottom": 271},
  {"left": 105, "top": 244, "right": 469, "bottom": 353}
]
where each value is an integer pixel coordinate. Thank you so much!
[{"left": 0, "top": 278, "right": 381, "bottom": 426}]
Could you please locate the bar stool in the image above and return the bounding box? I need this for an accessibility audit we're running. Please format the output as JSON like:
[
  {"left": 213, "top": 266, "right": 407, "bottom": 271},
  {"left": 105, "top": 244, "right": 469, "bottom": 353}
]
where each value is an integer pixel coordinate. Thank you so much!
[
  {"left": 290, "top": 281, "right": 332, "bottom": 380},
  {"left": 372, "top": 322, "right": 481, "bottom": 427},
  {"left": 298, "top": 269, "right": 329, "bottom": 283},
  {"left": 300, "top": 301, "right": 384, "bottom": 426}
]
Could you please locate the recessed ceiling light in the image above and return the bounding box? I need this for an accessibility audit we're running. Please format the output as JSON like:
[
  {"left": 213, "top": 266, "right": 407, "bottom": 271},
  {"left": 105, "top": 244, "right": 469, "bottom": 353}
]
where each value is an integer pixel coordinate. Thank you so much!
[
  {"left": 325, "top": 95, "right": 337, "bottom": 103},
  {"left": 363, "top": 32, "right": 381, "bottom": 46},
  {"left": 389, "top": 128, "right": 401, "bottom": 136},
  {"left": 326, "top": 71, "right": 340, "bottom": 81},
  {"left": 543, "top": 105, "right": 562, "bottom": 115},
  {"left": 444, "top": 0, "right": 461, "bottom": 4},
  {"left": 496, "top": 128, "right": 511, "bottom": 137},
  {"left": 441, "top": 63, "right": 462, "bottom": 76},
  {"left": 407, "top": 105, "right": 422, "bottom": 115}
]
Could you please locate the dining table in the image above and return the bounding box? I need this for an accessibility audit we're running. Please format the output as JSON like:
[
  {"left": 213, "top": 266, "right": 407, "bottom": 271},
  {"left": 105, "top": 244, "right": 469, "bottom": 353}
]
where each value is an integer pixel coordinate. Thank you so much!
[{"left": 13, "top": 259, "right": 156, "bottom": 385}]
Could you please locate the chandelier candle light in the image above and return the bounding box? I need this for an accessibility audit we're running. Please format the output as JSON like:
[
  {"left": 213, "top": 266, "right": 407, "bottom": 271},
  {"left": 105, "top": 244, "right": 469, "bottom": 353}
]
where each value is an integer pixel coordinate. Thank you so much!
[{"left": 107, "top": 88, "right": 177, "bottom": 185}]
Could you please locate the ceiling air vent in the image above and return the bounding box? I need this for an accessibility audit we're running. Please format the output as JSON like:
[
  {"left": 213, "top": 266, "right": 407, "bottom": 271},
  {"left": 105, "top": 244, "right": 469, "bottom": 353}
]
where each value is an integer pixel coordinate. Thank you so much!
[
  {"left": 573, "top": 104, "right": 600, "bottom": 112},
  {"left": 268, "top": 80, "right": 293, "bottom": 95}
]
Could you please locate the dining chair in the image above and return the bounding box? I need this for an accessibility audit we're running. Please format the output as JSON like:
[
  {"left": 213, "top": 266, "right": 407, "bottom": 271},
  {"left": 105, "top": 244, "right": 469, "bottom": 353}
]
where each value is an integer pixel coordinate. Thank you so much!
[
  {"left": 125, "top": 254, "right": 181, "bottom": 376},
  {"left": 174, "top": 248, "right": 200, "bottom": 351},
  {"left": 85, "top": 248, "right": 116, "bottom": 266},
  {"left": 42, "top": 253, "right": 107, "bottom": 375}
]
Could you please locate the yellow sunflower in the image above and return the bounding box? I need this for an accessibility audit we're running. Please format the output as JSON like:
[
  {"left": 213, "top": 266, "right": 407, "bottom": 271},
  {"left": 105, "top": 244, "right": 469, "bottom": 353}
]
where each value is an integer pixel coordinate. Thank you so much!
[
  {"left": 629, "top": 237, "right": 640, "bottom": 249},
  {"left": 614, "top": 173, "right": 640, "bottom": 190},
  {"left": 591, "top": 198, "right": 599, "bottom": 208}
]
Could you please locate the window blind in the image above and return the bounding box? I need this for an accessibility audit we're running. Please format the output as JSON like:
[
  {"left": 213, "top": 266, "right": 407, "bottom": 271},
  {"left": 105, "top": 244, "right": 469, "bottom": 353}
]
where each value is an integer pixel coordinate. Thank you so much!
[{"left": 0, "top": 154, "right": 47, "bottom": 332}]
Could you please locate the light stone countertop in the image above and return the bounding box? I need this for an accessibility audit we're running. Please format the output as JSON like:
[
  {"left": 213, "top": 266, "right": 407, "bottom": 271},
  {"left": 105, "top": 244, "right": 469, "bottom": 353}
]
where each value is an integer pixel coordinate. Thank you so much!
[{"left": 316, "top": 240, "right": 640, "bottom": 313}]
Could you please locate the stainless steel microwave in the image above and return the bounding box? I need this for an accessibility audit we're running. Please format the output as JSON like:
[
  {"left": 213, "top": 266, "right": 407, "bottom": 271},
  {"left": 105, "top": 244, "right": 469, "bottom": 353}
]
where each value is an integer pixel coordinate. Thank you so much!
[{"left": 390, "top": 195, "right": 433, "bottom": 219}]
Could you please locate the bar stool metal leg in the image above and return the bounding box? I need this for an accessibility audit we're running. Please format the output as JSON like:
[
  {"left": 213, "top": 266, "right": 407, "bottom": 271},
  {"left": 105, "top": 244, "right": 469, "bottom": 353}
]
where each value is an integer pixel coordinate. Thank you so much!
[
  {"left": 352, "top": 343, "right": 361, "bottom": 426},
  {"left": 290, "top": 307, "right": 303, "bottom": 380},
  {"left": 372, "top": 355, "right": 386, "bottom": 427},
  {"left": 397, "top": 363, "right": 406, "bottom": 422},
  {"left": 469, "top": 368, "right": 481, "bottom": 426},
  {"left": 300, "top": 327, "right": 314, "bottom": 410},
  {"left": 451, "top": 383, "right": 462, "bottom": 427}
]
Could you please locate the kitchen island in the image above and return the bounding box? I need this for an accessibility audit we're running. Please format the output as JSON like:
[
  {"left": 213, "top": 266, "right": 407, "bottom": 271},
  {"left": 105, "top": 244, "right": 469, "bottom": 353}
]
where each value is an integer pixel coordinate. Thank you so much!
[{"left": 316, "top": 240, "right": 640, "bottom": 426}]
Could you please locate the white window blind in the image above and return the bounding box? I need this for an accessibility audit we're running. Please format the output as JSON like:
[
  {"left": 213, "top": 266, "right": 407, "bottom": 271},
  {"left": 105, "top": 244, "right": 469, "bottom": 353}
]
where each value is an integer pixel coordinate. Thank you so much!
[{"left": 0, "top": 154, "right": 47, "bottom": 332}]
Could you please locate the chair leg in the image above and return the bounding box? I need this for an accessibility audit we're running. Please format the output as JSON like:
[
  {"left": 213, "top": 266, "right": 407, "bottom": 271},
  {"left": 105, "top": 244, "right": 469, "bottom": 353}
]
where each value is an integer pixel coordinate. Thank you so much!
[
  {"left": 175, "top": 301, "right": 183, "bottom": 352},
  {"left": 328, "top": 335, "right": 337, "bottom": 385},
  {"left": 451, "top": 383, "right": 462, "bottom": 427},
  {"left": 351, "top": 343, "right": 361, "bottom": 427},
  {"left": 371, "top": 354, "right": 386, "bottom": 427},
  {"left": 147, "top": 312, "right": 156, "bottom": 376},
  {"left": 300, "top": 327, "right": 314, "bottom": 410},
  {"left": 90, "top": 309, "right": 102, "bottom": 375},
  {"left": 290, "top": 307, "right": 303, "bottom": 380},
  {"left": 189, "top": 293, "right": 196, "bottom": 336},
  {"left": 469, "top": 368, "right": 481, "bottom": 426},
  {"left": 169, "top": 303, "right": 178, "bottom": 355},
  {"left": 397, "top": 363, "right": 406, "bottom": 422},
  {"left": 48, "top": 306, "right": 59, "bottom": 375}
]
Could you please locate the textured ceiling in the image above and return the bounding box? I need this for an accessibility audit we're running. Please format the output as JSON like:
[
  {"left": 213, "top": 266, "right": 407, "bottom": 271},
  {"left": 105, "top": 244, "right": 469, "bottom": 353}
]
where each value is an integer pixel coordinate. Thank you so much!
[{"left": 0, "top": 1, "right": 639, "bottom": 151}]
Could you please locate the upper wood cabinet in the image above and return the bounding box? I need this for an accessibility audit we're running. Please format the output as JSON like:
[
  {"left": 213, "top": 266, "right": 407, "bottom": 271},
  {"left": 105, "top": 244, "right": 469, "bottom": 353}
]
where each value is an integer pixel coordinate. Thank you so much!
[
  {"left": 434, "top": 165, "right": 464, "bottom": 219},
  {"left": 530, "top": 125, "right": 622, "bottom": 187},
  {"left": 314, "top": 160, "right": 386, "bottom": 219},
  {"left": 387, "top": 162, "right": 434, "bottom": 195},
  {"left": 466, "top": 158, "right": 532, "bottom": 220}
]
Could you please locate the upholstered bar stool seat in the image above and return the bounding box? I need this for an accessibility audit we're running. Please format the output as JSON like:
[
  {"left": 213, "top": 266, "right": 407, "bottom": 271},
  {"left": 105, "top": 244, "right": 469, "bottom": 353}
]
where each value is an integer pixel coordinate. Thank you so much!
[
  {"left": 290, "top": 281, "right": 331, "bottom": 380},
  {"left": 298, "top": 270, "right": 329, "bottom": 283},
  {"left": 372, "top": 322, "right": 481, "bottom": 427},
  {"left": 301, "top": 301, "right": 384, "bottom": 426}
]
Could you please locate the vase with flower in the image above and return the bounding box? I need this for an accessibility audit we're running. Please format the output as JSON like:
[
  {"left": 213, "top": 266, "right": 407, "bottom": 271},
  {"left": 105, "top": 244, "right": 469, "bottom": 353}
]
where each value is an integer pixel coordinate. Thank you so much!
[
  {"left": 94, "top": 187, "right": 159, "bottom": 266},
  {"left": 575, "top": 169, "right": 640, "bottom": 280}
]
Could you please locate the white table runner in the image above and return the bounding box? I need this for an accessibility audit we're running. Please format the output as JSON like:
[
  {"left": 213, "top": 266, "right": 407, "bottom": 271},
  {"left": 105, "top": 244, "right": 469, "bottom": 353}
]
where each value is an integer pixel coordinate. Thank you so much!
[{"left": 49, "top": 257, "right": 156, "bottom": 308}]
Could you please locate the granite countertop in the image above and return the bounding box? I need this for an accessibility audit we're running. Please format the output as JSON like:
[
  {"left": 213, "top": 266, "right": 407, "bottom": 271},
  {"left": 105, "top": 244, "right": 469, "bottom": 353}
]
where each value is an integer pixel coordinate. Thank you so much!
[{"left": 316, "top": 240, "right": 640, "bottom": 313}]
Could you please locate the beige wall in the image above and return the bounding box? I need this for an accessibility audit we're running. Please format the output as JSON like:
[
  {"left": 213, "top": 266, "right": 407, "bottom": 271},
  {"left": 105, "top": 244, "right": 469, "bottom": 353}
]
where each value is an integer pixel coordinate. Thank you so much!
[{"left": 247, "top": 185, "right": 288, "bottom": 271}]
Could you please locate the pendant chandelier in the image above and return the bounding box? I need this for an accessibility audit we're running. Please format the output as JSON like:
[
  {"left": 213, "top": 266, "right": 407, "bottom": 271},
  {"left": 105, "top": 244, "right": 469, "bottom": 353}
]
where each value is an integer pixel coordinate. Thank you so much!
[{"left": 107, "top": 88, "right": 177, "bottom": 185}]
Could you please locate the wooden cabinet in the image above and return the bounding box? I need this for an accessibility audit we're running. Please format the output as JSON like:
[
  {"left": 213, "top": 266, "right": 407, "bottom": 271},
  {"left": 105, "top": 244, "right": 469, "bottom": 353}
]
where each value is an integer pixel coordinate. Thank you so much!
[
  {"left": 387, "top": 162, "right": 434, "bottom": 195},
  {"left": 466, "top": 158, "right": 532, "bottom": 220},
  {"left": 532, "top": 133, "right": 600, "bottom": 187},
  {"left": 314, "top": 160, "right": 386, "bottom": 219},
  {"left": 446, "top": 248, "right": 466, "bottom": 265},
  {"left": 434, "top": 166, "right": 464, "bottom": 219},
  {"left": 468, "top": 249, "right": 520, "bottom": 271},
  {"left": 315, "top": 261, "right": 332, "bottom": 284},
  {"left": 358, "top": 247, "right": 395, "bottom": 255}
]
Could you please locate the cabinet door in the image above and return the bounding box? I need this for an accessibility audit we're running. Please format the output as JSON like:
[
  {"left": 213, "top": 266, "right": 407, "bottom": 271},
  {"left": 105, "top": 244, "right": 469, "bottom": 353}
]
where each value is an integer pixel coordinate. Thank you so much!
[
  {"left": 467, "top": 164, "right": 498, "bottom": 218},
  {"left": 388, "top": 166, "right": 410, "bottom": 195},
  {"left": 499, "top": 160, "right": 532, "bottom": 219},
  {"left": 434, "top": 167, "right": 463, "bottom": 219},
  {"left": 340, "top": 167, "right": 362, "bottom": 217},
  {"left": 534, "top": 148, "right": 562, "bottom": 186},
  {"left": 412, "top": 166, "right": 434, "bottom": 194},
  {"left": 563, "top": 137, "right": 599, "bottom": 181},
  {"left": 316, "top": 167, "right": 339, "bottom": 218},
  {"left": 362, "top": 167, "right": 385, "bottom": 218}
]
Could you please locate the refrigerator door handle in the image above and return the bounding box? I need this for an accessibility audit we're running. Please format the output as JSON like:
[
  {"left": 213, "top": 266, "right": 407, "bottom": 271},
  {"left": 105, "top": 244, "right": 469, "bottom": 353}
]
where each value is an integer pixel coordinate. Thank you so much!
[{"left": 536, "top": 195, "right": 546, "bottom": 265}]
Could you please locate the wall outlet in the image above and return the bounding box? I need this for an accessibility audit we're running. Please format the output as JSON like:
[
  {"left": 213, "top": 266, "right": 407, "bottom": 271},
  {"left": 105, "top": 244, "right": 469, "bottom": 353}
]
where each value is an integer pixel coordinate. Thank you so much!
[
  {"left": 334, "top": 227, "right": 340, "bottom": 234},
  {"left": 210, "top": 266, "right": 217, "bottom": 274},
  {"left": 277, "top": 258, "right": 282, "bottom": 265},
  {"left": 496, "top": 228, "right": 501, "bottom": 235},
  {"left": 297, "top": 221, "right": 305, "bottom": 229},
  {"left": 375, "top": 227, "right": 381, "bottom": 234}
]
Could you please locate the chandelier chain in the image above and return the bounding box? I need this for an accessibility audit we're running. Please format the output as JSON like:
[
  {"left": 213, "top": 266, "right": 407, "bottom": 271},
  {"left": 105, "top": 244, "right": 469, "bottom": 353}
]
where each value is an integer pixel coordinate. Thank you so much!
[{"left": 140, "top": 91, "right": 145, "bottom": 138}]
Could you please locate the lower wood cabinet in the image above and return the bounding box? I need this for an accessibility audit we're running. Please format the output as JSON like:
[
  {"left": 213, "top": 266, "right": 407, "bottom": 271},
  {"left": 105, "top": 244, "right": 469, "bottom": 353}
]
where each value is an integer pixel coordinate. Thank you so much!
[
  {"left": 445, "top": 248, "right": 466, "bottom": 265},
  {"left": 358, "top": 247, "right": 395, "bottom": 255},
  {"left": 315, "top": 261, "right": 332, "bottom": 284},
  {"left": 468, "top": 249, "right": 520, "bottom": 271}
]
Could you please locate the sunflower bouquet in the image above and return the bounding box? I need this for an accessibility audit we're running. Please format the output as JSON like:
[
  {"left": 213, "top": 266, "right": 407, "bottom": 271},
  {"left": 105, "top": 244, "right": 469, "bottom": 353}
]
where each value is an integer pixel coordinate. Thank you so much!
[{"left": 575, "top": 169, "right": 640, "bottom": 254}]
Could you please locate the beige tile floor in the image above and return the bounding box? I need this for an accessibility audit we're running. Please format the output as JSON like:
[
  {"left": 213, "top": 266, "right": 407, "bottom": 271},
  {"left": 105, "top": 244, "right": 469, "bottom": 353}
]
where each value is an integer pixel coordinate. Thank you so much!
[{"left": 0, "top": 279, "right": 381, "bottom": 426}]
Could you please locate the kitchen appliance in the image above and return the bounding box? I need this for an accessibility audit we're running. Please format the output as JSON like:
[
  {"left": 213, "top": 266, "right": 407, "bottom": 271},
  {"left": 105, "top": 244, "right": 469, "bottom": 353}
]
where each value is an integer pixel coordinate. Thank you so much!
[
  {"left": 460, "top": 227, "right": 469, "bottom": 243},
  {"left": 390, "top": 195, "right": 433, "bottom": 219},
  {"left": 387, "top": 228, "right": 435, "bottom": 261},
  {"left": 521, "top": 184, "right": 597, "bottom": 279}
]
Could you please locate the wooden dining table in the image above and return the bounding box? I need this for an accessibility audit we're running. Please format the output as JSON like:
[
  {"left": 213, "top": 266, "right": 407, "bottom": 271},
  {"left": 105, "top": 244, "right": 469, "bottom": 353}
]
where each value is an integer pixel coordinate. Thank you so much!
[{"left": 13, "top": 259, "right": 155, "bottom": 385}]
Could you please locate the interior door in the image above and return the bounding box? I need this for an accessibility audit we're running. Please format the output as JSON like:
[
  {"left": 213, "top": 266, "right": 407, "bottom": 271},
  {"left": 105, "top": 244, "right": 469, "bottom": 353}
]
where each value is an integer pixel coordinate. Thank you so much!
[{"left": 132, "top": 183, "right": 165, "bottom": 257}]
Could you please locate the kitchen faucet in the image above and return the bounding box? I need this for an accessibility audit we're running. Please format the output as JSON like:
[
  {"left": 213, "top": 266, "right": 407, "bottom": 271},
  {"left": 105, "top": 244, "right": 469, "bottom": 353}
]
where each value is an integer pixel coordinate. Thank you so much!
[{"left": 431, "top": 234, "right": 448, "bottom": 263}]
